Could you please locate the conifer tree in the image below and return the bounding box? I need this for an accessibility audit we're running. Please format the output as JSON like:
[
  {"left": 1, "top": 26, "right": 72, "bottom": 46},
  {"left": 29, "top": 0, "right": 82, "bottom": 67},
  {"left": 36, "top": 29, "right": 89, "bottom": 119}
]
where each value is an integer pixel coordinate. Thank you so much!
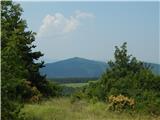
[{"left": 1, "top": 1, "right": 51, "bottom": 119}]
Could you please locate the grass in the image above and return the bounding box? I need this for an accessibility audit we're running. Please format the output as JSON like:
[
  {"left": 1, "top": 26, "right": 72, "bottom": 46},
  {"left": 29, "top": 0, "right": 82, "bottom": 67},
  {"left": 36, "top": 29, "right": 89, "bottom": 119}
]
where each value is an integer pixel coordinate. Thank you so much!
[
  {"left": 61, "top": 80, "right": 98, "bottom": 88},
  {"left": 61, "top": 83, "right": 88, "bottom": 88},
  {"left": 21, "top": 97, "right": 160, "bottom": 120}
]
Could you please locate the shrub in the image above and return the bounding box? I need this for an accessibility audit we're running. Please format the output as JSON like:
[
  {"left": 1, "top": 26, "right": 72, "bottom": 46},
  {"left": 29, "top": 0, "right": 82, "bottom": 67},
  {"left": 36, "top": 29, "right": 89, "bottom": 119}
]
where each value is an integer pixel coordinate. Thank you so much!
[
  {"left": 89, "top": 96, "right": 98, "bottom": 104},
  {"left": 108, "top": 95, "right": 135, "bottom": 112},
  {"left": 147, "top": 103, "right": 160, "bottom": 116},
  {"left": 84, "top": 43, "right": 160, "bottom": 114},
  {"left": 84, "top": 81, "right": 105, "bottom": 101},
  {"left": 70, "top": 91, "right": 86, "bottom": 103},
  {"left": 143, "top": 91, "right": 160, "bottom": 116},
  {"left": 17, "top": 80, "right": 42, "bottom": 102},
  {"left": 42, "top": 81, "right": 62, "bottom": 97}
]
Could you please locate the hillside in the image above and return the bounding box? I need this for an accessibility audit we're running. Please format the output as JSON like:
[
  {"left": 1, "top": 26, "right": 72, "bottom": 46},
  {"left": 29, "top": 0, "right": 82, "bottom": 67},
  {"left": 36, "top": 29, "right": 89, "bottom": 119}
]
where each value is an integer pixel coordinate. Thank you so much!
[
  {"left": 40, "top": 57, "right": 108, "bottom": 78},
  {"left": 40, "top": 57, "right": 160, "bottom": 78},
  {"left": 146, "top": 62, "right": 160, "bottom": 75}
]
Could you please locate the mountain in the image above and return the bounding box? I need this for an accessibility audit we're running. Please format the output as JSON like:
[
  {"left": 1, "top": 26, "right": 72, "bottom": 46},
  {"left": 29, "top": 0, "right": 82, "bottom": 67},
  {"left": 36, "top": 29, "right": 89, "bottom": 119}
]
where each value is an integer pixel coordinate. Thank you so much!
[
  {"left": 144, "top": 62, "right": 160, "bottom": 75},
  {"left": 40, "top": 57, "right": 160, "bottom": 78},
  {"left": 40, "top": 57, "right": 108, "bottom": 78}
]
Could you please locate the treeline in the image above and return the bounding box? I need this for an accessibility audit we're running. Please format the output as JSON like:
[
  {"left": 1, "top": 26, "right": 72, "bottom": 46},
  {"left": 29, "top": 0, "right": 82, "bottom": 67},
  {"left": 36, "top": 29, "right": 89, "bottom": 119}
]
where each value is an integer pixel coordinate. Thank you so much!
[
  {"left": 73, "top": 43, "right": 160, "bottom": 115},
  {"left": 49, "top": 77, "right": 98, "bottom": 83},
  {"left": 1, "top": 1, "right": 61, "bottom": 120}
]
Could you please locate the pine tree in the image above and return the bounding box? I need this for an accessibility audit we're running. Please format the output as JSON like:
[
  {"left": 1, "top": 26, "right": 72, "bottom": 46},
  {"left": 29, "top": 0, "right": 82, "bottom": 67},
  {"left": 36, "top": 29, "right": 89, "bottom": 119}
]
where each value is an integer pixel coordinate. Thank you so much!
[
  {"left": 1, "top": 0, "right": 48, "bottom": 94},
  {"left": 1, "top": 1, "right": 50, "bottom": 119}
]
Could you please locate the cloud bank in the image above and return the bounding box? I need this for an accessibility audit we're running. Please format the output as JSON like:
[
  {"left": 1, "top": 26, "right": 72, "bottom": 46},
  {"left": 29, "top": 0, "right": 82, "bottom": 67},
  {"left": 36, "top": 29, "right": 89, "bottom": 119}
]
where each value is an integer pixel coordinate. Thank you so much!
[{"left": 37, "top": 11, "right": 95, "bottom": 38}]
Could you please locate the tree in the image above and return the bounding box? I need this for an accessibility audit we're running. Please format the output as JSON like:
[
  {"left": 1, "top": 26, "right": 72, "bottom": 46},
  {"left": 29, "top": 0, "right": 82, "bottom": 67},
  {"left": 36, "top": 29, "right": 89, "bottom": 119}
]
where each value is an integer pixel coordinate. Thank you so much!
[
  {"left": 85, "top": 43, "right": 157, "bottom": 99},
  {"left": 85, "top": 42, "right": 160, "bottom": 114},
  {"left": 1, "top": 0, "right": 51, "bottom": 95},
  {"left": 105, "top": 42, "right": 145, "bottom": 79},
  {"left": 1, "top": 1, "right": 58, "bottom": 119},
  {"left": 1, "top": 1, "right": 27, "bottom": 119},
  {"left": 99, "top": 42, "right": 152, "bottom": 97}
]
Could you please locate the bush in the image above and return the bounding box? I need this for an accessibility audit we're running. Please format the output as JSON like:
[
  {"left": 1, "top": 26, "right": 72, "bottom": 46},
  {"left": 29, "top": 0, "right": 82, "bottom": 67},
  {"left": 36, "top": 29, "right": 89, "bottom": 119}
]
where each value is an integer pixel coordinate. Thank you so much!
[
  {"left": 89, "top": 96, "right": 99, "bottom": 104},
  {"left": 108, "top": 95, "right": 135, "bottom": 112},
  {"left": 84, "top": 81, "right": 105, "bottom": 101},
  {"left": 1, "top": 97, "right": 24, "bottom": 120},
  {"left": 17, "top": 80, "right": 42, "bottom": 102},
  {"left": 141, "top": 90, "right": 160, "bottom": 116},
  {"left": 70, "top": 91, "right": 87, "bottom": 103},
  {"left": 84, "top": 43, "right": 160, "bottom": 114},
  {"left": 147, "top": 103, "right": 160, "bottom": 116},
  {"left": 42, "top": 81, "right": 62, "bottom": 97}
]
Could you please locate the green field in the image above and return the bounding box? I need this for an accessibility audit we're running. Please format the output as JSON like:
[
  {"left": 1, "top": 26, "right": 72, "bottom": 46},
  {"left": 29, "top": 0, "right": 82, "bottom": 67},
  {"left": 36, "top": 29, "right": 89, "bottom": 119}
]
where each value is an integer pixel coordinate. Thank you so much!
[
  {"left": 21, "top": 98, "right": 160, "bottom": 120},
  {"left": 61, "top": 80, "right": 98, "bottom": 88},
  {"left": 61, "top": 83, "right": 89, "bottom": 88}
]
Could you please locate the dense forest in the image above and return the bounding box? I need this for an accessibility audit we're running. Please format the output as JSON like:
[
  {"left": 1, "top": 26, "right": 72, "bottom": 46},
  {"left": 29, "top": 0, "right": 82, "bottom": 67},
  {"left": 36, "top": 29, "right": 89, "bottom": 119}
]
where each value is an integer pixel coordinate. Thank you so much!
[{"left": 1, "top": 1, "right": 160, "bottom": 120}]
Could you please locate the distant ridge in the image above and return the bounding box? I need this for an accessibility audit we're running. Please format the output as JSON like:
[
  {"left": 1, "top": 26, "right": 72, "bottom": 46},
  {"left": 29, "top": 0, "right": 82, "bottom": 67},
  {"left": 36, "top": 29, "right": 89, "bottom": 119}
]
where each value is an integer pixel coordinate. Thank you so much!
[
  {"left": 144, "top": 62, "right": 160, "bottom": 75},
  {"left": 40, "top": 57, "right": 160, "bottom": 78},
  {"left": 40, "top": 57, "right": 108, "bottom": 78}
]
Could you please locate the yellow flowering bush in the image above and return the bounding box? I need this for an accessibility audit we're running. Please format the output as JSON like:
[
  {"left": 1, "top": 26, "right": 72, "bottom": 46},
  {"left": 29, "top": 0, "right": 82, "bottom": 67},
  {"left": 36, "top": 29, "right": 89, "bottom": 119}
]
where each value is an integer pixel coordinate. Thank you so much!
[{"left": 108, "top": 94, "right": 135, "bottom": 112}]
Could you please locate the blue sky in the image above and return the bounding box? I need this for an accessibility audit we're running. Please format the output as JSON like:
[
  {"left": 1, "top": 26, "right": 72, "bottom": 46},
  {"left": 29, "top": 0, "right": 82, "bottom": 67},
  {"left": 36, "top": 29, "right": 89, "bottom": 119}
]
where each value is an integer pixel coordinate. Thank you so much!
[{"left": 17, "top": 1, "right": 159, "bottom": 64}]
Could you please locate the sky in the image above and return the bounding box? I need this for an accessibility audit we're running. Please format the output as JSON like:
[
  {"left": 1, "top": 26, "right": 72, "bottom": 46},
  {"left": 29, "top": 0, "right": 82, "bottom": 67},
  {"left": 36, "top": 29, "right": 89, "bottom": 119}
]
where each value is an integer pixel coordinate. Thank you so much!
[{"left": 17, "top": 1, "right": 159, "bottom": 64}]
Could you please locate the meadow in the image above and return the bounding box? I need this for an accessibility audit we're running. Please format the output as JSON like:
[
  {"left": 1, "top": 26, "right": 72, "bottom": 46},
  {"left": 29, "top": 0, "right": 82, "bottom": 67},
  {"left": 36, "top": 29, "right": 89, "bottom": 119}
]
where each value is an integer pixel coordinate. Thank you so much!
[
  {"left": 2, "top": 2, "right": 160, "bottom": 120},
  {"left": 21, "top": 97, "right": 160, "bottom": 120},
  {"left": 61, "top": 83, "right": 88, "bottom": 88}
]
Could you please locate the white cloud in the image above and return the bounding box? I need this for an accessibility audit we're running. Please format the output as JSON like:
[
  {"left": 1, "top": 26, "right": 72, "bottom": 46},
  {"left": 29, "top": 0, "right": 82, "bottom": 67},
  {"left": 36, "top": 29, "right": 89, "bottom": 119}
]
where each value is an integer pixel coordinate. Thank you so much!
[
  {"left": 37, "top": 11, "right": 94, "bottom": 38},
  {"left": 75, "top": 10, "right": 95, "bottom": 19}
]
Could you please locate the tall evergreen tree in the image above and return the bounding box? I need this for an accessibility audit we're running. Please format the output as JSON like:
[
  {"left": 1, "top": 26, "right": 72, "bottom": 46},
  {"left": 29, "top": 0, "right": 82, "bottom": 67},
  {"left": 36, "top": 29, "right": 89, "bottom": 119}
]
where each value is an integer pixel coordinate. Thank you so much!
[
  {"left": 1, "top": 1, "right": 54, "bottom": 119},
  {"left": 1, "top": 1, "right": 27, "bottom": 119},
  {"left": 1, "top": 0, "right": 48, "bottom": 94}
]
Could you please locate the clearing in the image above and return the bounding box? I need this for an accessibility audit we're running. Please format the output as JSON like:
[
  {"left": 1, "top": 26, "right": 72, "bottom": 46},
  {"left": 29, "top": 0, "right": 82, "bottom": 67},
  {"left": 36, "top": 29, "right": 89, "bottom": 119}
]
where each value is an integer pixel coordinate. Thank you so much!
[{"left": 21, "top": 97, "right": 160, "bottom": 120}]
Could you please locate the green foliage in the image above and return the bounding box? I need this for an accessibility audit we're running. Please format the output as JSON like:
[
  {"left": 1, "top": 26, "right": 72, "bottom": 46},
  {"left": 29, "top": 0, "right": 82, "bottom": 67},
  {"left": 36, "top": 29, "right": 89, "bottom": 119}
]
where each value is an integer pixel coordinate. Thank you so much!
[
  {"left": 84, "top": 42, "right": 160, "bottom": 115},
  {"left": 84, "top": 81, "right": 105, "bottom": 100},
  {"left": 16, "top": 80, "right": 42, "bottom": 102},
  {"left": 42, "top": 81, "right": 62, "bottom": 97},
  {"left": 89, "top": 96, "right": 99, "bottom": 104},
  {"left": 1, "top": 1, "right": 61, "bottom": 119},
  {"left": 70, "top": 91, "right": 87, "bottom": 103}
]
